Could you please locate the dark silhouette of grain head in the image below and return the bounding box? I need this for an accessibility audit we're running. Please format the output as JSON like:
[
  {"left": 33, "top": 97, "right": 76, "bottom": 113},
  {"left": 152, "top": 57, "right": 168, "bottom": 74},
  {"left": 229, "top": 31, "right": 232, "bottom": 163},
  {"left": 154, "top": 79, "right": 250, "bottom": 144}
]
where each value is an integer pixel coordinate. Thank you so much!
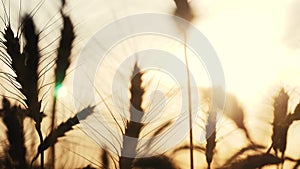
[
  {"left": 221, "top": 153, "right": 282, "bottom": 169},
  {"left": 0, "top": 98, "right": 28, "bottom": 169},
  {"left": 119, "top": 63, "right": 145, "bottom": 169},
  {"left": 205, "top": 110, "right": 217, "bottom": 169},
  {"left": 224, "top": 94, "right": 254, "bottom": 144},
  {"left": 267, "top": 89, "right": 290, "bottom": 160},
  {"left": 173, "top": 0, "right": 194, "bottom": 21}
]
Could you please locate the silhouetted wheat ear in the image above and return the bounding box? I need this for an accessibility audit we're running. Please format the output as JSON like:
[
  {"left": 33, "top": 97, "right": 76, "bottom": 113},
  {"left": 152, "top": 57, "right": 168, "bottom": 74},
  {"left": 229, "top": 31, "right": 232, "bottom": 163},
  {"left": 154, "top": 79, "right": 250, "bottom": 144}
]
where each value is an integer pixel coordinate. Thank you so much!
[
  {"left": 205, "top": 110, "right": 217, "bottom": 169},
  {"left": 172, "top": 144, "right": 205, "bottom": 154},
  {"left": 145, "top": 121, "right": 172, "bottom": 149},
  {"left": 224, "top": 94, "right": 253, "bottom": 143},
  {"left": 54, "top": 13, "right": 75, "bottom": 89},
  {"left": 4, "top": 12, "right": 44, "bottom": 168},
  {"left": 3, "top": 26, "right": 27, "bottom": 103},
  {"left": 34, "top": 106, "right": 94, "bottom": 156},
  {"left": 173, "top": 0, "right": 194, "bottom": 21},
  {"left": 221, "top": 154, "right": 282, "bottom": 169},
  {"left": 3, "top": 14, "right": 45, "bottom": 168},
  {"left": 22, "top": 15, "right": 42, "bottom": 122},
  {"left": 273, "top": 89, "right": 289, "bottom": 126},
  {"left": 133, "top": 155, "right": 178, "bottom": 169},
  {"left": 268, "top": 89, "right": 290, "bottom": 160},
  {"left": 223, "top": 144, "right": 265, "bottom": 166},
  {"left": 0, "top": 98, "right": 27, "bottom": 169},
  {"left": 50, "top": 6, "right": 75, "bottom": 167},
  {"left": 3, "top": 25, "right": 23, "bottom": 73},
  {"left": 3, "top": 15, "right": 42, "bottom": 122},
  {"left": 267, "top": 96, "right": 300, "bottom": 162},
  {"left": 119, "top": 63, "right": 145, "bottom": 169}
]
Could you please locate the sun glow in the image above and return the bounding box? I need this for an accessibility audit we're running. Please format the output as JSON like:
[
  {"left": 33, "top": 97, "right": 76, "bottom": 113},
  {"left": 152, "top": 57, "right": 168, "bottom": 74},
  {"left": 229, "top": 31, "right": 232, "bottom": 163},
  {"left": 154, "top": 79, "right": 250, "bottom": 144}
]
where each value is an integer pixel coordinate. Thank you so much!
[{"left": 55, "top": 84, "right": 68, "bottom": 98}]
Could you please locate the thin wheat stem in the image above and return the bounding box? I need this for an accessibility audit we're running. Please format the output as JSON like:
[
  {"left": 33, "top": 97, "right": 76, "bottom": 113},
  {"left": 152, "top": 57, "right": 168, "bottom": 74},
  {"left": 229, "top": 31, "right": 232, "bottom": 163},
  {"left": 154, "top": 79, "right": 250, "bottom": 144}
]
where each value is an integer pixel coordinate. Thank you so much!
[
  {"left": 50, "top": 95, "right": 57, "bottom": 168},
  {"left": 36, "top": 125, "right": 44, "bottom": 169},
  {"left": 183, "top": 31, "right": 194, "bottom": 169}
]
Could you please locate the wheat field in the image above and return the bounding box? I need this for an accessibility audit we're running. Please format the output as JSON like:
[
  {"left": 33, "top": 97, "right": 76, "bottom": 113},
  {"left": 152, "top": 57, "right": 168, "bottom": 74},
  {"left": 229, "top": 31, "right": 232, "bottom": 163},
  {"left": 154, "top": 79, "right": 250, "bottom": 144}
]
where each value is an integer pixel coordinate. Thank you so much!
[{"left": 0, "top": 0, "right": 300, "bottom": 169}]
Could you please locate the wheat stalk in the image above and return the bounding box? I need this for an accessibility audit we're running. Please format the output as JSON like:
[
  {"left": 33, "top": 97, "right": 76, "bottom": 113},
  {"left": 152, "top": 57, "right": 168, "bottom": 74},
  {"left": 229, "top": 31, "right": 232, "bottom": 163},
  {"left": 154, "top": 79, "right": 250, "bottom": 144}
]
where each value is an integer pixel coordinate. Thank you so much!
[
  {"left": 50, "top": 1, "right": 75, "bottom": 167},
  {"left": 33, "top": 106, "right": 94, "bottom": 164}
]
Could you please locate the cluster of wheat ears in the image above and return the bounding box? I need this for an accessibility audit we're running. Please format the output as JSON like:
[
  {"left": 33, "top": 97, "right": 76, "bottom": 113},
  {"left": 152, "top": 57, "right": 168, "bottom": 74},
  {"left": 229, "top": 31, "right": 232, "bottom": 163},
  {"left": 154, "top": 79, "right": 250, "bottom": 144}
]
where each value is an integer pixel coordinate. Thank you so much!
[{"left": 0, "top": 0, "right": 300, "bottom": 169}]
